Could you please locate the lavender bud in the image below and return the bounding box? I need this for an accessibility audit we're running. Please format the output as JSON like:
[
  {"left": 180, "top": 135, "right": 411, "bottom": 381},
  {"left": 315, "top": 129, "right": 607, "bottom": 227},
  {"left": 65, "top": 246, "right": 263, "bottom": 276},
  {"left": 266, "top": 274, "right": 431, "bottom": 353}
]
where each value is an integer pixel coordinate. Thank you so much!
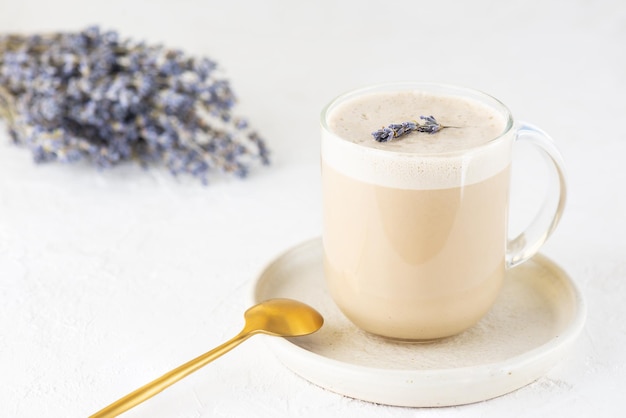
[
  {"left": 416, "top": 115, "right": 442, "bottom": 134},
  {"left": 372, "top": 126, "right": 395, "bottom": 142}
]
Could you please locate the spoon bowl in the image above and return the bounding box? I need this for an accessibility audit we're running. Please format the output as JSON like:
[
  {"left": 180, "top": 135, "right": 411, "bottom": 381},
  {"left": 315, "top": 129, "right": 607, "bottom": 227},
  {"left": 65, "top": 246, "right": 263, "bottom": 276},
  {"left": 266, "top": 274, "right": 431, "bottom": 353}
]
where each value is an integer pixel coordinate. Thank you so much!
[
  {"left": 90, "top": 298, "right": 323, "bottom": 418},
  {"left": 244, "top": 298, "right": 324, "bottom": 337}
]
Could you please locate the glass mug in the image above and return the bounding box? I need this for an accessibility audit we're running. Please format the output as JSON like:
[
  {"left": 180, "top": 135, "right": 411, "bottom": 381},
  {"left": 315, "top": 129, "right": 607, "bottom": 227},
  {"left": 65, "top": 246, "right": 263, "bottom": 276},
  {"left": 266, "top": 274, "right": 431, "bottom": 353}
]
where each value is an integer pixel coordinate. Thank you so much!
[{"left": 321, "top": 82, "right": 566, "bottom": 341}]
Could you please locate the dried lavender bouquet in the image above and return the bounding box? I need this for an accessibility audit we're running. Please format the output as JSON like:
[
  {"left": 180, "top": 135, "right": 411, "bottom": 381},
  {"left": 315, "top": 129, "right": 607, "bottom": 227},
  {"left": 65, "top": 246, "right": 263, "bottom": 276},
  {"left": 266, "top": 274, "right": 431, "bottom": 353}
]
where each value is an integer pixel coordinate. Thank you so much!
[{"left": 0, "top": 26, "right": 269, "bottom": 183}]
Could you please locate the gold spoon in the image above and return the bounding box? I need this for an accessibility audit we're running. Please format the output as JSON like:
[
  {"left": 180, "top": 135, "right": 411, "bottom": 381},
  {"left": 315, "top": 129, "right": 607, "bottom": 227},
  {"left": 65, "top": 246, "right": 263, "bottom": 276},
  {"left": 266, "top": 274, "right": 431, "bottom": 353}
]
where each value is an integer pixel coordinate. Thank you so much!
[{"left": 90, "top": 298, "right": 323, "bottom": 418}]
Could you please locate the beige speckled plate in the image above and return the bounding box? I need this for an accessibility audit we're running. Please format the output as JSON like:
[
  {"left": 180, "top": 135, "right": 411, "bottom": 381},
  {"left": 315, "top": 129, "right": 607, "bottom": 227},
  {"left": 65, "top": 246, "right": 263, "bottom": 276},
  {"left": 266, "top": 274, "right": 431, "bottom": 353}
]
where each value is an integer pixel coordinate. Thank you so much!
[{"left": 252, "top": 237, "right": 586, "bottom": 407}]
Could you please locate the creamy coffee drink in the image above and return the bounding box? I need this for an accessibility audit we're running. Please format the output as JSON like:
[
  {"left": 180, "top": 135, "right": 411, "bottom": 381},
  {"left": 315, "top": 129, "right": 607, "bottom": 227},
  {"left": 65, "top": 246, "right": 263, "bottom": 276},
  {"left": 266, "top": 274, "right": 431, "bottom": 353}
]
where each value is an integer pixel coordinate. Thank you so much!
[{"left": 322, "top": 87, "right": 512, "bottom": 340}]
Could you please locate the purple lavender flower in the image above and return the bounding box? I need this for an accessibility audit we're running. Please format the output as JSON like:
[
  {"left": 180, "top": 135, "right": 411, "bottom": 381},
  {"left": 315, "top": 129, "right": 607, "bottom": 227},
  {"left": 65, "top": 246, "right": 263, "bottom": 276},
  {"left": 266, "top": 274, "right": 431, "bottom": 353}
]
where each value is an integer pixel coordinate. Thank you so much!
[
  {"left": 372, "top": 116, "right": 445, "bottom": 142},
  {"left": 371, "top": 126, "right": 395, "bottom": 142},
  {"left": 417, "top": 115, "right": 442, "bottom": 134},
  {"left": 0, "top": 26, "right": 269, "bottom": 183}
]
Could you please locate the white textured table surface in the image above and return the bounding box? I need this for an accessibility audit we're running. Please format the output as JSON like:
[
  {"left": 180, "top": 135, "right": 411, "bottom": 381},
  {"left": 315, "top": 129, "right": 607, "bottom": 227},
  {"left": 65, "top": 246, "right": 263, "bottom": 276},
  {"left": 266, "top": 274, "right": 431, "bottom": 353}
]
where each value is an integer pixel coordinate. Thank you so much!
[{"left": 1, "top": 1, "right": 625, "bottom": 417}]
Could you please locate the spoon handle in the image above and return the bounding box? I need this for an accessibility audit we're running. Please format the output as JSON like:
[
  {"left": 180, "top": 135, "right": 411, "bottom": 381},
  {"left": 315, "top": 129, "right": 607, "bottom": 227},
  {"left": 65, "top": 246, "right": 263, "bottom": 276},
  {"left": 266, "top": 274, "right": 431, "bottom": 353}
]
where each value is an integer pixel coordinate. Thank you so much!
[{"left": 90, "top": 330, "right": 252, "bottom": 418}]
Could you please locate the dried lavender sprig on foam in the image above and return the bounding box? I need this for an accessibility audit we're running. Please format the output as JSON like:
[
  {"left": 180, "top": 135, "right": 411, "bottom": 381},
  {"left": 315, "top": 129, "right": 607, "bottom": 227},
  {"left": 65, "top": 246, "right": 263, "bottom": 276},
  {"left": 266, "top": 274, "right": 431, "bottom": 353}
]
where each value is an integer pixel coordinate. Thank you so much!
[{"left": 372, "top": 115, "right": 446, "bottom": 142}]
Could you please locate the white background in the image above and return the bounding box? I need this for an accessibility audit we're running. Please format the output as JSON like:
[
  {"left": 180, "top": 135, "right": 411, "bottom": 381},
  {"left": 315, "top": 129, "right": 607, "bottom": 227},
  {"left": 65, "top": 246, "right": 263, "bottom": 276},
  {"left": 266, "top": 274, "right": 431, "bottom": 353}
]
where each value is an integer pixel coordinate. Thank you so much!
[{"left": 1, "top": 1, "right": 625, "bottom": 417}]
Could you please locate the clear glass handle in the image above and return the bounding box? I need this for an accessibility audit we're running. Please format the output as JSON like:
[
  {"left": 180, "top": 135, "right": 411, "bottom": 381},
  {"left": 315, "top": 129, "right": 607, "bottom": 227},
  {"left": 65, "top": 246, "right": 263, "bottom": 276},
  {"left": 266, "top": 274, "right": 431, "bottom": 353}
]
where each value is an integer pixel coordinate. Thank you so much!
[{"left": 506, "top": 122, "right": 567, "bottom": 268}]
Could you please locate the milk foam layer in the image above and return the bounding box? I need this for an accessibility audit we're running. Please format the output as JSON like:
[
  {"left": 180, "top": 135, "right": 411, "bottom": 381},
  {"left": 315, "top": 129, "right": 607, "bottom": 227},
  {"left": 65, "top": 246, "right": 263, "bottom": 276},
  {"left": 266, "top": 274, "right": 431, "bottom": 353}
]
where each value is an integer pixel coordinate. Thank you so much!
[{"left": 322, "top": 89, "right": 513, "bottom": 190}]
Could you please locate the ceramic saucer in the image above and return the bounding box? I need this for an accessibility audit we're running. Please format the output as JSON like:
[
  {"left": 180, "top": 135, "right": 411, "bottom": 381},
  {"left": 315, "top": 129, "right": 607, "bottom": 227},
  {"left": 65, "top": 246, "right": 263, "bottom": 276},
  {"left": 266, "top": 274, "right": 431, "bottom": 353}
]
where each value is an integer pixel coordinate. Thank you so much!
[{"left": 251, "top": 237, "right": 586, "bottom": 407}]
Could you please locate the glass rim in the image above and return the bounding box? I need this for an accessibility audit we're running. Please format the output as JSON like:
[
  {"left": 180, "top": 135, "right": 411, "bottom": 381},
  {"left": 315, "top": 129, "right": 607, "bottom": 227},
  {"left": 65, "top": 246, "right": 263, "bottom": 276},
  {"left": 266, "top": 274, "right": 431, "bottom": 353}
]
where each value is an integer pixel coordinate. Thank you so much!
[{"left": 320, "top": 81, "right": 515, "bottom": 157}]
